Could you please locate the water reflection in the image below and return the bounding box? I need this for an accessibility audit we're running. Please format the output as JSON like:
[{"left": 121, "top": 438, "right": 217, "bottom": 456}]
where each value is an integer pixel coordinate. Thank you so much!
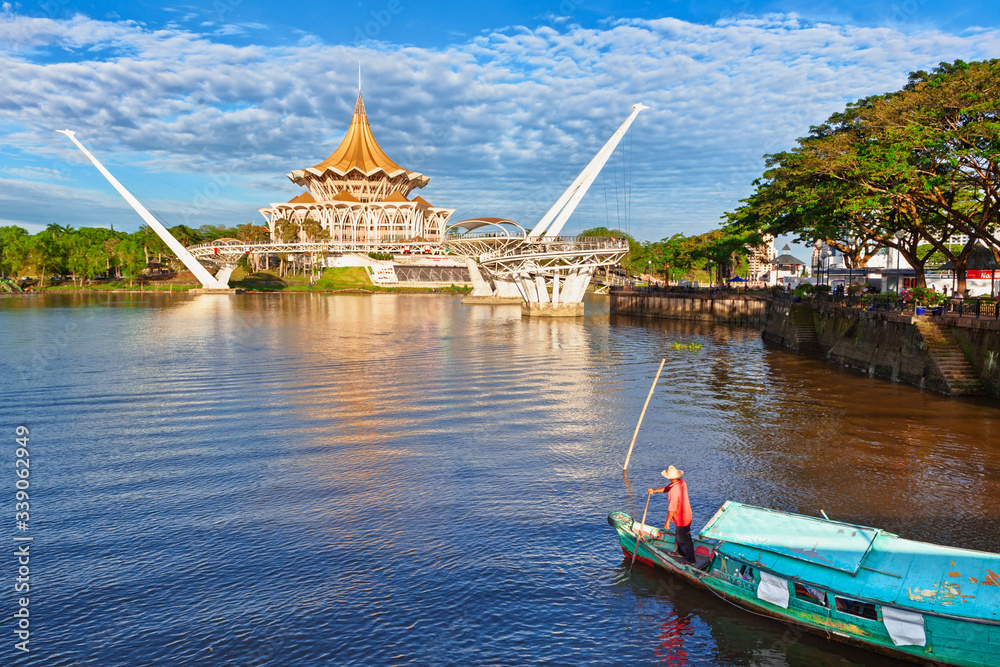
[
  {"left": 2, "top": 293, "right": 999, "bottom": 665},
  {"left": 624, "top": 561, "right": 910, "bottom": 666},
  {"left": 655, "top": 609, "right": 693, "bottom": 667}
]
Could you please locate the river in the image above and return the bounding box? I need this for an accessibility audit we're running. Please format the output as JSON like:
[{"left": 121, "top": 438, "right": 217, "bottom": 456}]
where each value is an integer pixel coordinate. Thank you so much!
[{"left": 2, "top": 292, "right": 998, "bottom": 665}]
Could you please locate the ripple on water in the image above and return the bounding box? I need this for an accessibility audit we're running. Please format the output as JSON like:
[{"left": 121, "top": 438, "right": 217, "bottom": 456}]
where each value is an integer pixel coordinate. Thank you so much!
[{"left": 0, "top": 293, "right": 995, "bottom": 665}]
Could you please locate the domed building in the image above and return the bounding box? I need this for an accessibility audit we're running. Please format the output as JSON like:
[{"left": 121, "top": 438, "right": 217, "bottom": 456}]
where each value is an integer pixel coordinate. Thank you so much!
[{"left": 258, "top": 94, "right": 454, "bottom": 250}]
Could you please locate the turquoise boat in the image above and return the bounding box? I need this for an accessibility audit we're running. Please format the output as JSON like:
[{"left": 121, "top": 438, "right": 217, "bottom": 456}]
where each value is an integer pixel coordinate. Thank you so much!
[{"left": 609, "top": 501, "right": 1000, "bottom": 666}]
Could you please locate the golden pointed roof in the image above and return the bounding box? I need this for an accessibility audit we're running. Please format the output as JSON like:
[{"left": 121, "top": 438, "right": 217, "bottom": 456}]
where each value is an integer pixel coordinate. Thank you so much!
[
  {"left": 288, "top": 94, "right": 429, "bottom": 188},
  {"left": 288, "top": 192, "right": 315, "bottom": 204},
  {"left": 331, "top": 190, "right": 360, "bottom": 202}
]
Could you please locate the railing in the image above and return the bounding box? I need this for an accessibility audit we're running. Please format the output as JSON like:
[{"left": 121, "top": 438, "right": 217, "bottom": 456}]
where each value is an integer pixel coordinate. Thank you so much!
[
  {"left": 610, "top": 285, "right": 763, "bottom": 295},
  {"left": 806, "top": 293, "right": 1000, "bottom": 319},
  {"left": 611, "top": 286, "right": 1000, "bottom": 320},
  {"left": 945, "top": 298, "right": 1000, "bottom": 319},
  {"left": 812, "top": 293, "right": 907, "bottom": 312},
  {"left": 445, "top": 231, "right": 527, "bottom": 240}
]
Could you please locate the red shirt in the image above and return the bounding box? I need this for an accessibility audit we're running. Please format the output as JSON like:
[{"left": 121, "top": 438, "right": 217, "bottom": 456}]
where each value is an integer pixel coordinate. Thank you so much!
[{"left": 668, "top": 479, "right": 692, "bottom": 527}]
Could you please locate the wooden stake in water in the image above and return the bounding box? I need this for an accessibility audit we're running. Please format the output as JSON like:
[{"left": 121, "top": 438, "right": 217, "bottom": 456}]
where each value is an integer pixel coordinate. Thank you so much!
[
  {"left": 621, "top": 358, "right": 666, "bottom": 472},
  {"left": 629, "top": 490, "right": 653, "bottom": 572}
]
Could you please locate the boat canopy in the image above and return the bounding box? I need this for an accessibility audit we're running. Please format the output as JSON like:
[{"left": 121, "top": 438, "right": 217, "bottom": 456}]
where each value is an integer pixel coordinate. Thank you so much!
[
  {"left": 700, "top": 502, "right": 881, "bottom": 575},
  {"left": 701, "top": 502, "right": 1000, "bottom": 622}
]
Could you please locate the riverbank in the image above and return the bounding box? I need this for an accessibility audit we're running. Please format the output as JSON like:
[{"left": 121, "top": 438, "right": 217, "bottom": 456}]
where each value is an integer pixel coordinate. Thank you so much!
[
  {"left": 609, "top": 289, "right": 999, "bottom": 399},
  {"left": 4, "top": 267, "right": 472, "bottom": 295}
]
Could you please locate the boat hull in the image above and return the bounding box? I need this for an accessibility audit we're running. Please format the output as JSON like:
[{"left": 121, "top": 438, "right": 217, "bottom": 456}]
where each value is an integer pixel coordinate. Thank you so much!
[
  {"left": 607, "top": 511, "right": 714, "bottom": 589},
  {"left": 610, "top": 511, "right": 1000, "bottom": 667}
]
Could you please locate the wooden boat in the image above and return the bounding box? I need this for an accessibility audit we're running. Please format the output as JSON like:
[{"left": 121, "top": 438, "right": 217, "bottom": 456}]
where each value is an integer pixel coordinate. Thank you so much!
[{"left": 609, "top": 501, "right": 1000, "bottom": 666}]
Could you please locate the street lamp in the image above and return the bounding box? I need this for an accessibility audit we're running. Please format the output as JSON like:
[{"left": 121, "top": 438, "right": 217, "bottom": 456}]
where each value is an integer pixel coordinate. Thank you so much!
[
  {"left": 893, "top": 230, "right": 905, "bottom": 293},
  {"left": 821, "top": 246, "right": 831, "bottom": 287}
]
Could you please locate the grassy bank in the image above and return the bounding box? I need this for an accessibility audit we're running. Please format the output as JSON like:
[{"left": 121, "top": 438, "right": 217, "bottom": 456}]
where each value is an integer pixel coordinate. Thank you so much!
[{"left": 9, "top": 267, "right": 472, "bottom": 294}]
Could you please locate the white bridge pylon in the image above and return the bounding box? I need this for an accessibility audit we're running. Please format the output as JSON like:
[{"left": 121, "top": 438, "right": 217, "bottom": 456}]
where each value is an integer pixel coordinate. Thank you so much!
[
  {"left": 529, "top": 103, "right": 647, "bottom": 239},
  {"left": 58, "top": 130, "right": 231, "bottom": 290},
  {"left": 457, "top": 103, "right": 647, "bottom": 316}
]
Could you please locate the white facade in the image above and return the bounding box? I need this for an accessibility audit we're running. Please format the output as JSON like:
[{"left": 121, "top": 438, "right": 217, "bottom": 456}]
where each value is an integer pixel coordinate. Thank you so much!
[
  {"left": 258, "top": 93, "right": 454, "bottom": 251},
  {"left": 747, "top": 235, "right": 776, "bottom": 285}
]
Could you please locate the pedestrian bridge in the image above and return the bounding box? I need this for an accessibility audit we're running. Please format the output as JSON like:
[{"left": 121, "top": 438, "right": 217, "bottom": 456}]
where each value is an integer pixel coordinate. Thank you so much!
[{"left": 60, "top": 100, "right": 645, "bottom": 307}]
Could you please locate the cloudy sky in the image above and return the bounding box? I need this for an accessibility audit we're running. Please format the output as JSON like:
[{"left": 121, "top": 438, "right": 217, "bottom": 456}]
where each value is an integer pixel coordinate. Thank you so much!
[{"left": 1, "top": 1, "right": 999, "bottom": 248}]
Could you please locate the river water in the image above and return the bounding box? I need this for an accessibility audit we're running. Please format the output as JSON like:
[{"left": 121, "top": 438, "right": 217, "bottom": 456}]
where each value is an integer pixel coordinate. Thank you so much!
[{"left": 2, "top": 292, "right": 999, "bottom": 666}]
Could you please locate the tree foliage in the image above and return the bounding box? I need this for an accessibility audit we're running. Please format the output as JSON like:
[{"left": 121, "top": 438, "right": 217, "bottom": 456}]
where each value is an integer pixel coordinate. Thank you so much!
[
  {"left": 0, "top": 223, "right": 242, "bottom": 284},
  {"left": 727, "top": 59, "right": 1000, "bottom": 290}
]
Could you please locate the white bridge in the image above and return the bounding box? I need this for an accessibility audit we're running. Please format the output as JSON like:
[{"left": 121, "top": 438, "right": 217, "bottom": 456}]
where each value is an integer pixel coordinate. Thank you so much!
[
  {"left": 447, "top": 103, "right": 646, "bottom": 316},
  {"left": 59, "top": 102, "right": 646, "bottom": 309}
]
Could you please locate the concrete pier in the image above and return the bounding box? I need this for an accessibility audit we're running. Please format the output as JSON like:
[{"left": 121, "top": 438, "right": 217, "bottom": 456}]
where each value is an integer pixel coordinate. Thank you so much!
[
  {"left": 188, "top": 287, "right": 246, "bottom": 295},
  {"left": 521, "top": 301, "right": 585, "bottom": 317}
]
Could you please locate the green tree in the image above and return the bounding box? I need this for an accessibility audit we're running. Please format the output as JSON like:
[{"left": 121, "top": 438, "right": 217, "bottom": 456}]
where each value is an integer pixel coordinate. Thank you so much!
[
  {"left": 0, "top": 226, "right": 30, "bottom": 278},
  {"left": 301, "top": 218, "right": 325, "bottom": 241},
  {"left": 275, "top": 218, "right": 300, "bottom": 244},
  {"left": 237, "top": 223, "right": 270, "bottom": 272},
  {"left": 116, "top": 234, "right": 147, "bottom": 287},
  {"left": 727, "top": 59, "right": 1000, "bottom": 290},
  {"left": 168, "top": 224, "right": 202, "bottom": 247}
]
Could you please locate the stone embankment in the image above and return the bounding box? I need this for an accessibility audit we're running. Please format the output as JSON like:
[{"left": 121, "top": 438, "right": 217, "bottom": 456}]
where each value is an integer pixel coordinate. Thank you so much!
[
  {"left": 609, "top": 291, "right": 768, "bottom": 326},
  {"left": 609, "top": 290, "right": 1000, "bottom": 398},
  {"left": 764, "top": 301, "right": 994, "bottom": 397}
]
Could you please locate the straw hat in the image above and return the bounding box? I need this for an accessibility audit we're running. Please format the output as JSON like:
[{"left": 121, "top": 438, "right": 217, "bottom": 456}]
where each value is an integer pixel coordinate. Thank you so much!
[{"left": 661, "top": 465, "right": 684, "bottom": 480}]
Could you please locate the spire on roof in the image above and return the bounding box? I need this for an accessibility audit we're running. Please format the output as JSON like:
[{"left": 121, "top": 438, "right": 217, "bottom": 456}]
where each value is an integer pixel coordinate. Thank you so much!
[{"left": 285, "top": 92, "right": 430, "bottom": 199}]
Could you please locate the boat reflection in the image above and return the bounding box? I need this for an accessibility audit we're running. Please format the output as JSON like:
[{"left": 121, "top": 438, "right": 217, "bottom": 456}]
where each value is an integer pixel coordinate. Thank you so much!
[
  {"left": 654, "top": 608, "right": 692, "bottom": 667},
  {"left": 620, "top": 559, "right": 912, "bottom": 666}
]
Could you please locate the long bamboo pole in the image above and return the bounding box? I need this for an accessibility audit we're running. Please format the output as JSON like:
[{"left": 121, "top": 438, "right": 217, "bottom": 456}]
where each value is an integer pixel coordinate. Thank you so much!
[
  {"left": 629, "top": 490, "right": 653, "bottom": 572},
  {"left": 621, "top": 358, "right": 666, "bottom": 472}
]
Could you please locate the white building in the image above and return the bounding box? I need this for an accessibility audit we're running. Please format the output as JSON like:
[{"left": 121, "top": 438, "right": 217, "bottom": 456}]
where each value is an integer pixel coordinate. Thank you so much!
[
  {"left": 258, "top": 94, "right": 455, "bottom": 251},
  {"left": 746, "top": 235, "right": 776, "bottom": 285}
]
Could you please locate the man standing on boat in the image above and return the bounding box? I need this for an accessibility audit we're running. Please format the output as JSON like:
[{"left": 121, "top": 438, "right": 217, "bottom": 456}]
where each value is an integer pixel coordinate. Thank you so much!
[{"left": 648, "top": 466, "right": 695, "bottom": 565}]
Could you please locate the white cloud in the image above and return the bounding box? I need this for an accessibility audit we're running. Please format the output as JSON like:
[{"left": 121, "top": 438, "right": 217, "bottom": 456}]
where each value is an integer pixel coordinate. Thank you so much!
[
  {"left": 1, "top": 166, "right": 69, "bottom": 181},
  {"left": 0, "top": 11, "right": 998, "bottom": 240}
]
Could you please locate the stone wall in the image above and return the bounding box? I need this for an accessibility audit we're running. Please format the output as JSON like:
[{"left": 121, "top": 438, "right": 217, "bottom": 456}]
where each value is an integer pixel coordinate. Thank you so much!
[
  {"left": 609, "top": 292, "right": 768, "bottom": 326},
  {"left": 946, "top": 317, "right": 1000, "bottom": 397},
  {"left": 808, "top": 304, "right": 951, "bottom": 395},
  {"left": 608, "top": 291, "right": 1000, "bottom": 398},
  {"left": 766, "top": 302, "right": 1000, "bottom": 397}
]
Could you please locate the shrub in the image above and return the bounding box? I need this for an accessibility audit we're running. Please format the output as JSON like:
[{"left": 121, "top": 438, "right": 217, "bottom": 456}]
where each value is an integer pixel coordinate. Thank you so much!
[
  {"left": 903, "top": 287, "right": 947, "bottom": 307},
  {"left": 815, "top": 284, "right": 832, "bottom": 293}
]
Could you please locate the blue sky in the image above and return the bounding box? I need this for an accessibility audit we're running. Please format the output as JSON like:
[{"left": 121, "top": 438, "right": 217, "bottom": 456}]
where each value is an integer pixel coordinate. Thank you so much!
[{"left": 2, "top": 1, "right": 999, "bottom": 251}]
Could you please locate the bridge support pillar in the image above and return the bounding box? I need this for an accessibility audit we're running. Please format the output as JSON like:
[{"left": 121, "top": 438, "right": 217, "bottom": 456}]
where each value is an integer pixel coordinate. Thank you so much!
[
  {"left": 214, "top": 264, "right": 239, "bottom": 287},
  {"left": 521, "top": 301, "right": 585, "bottom": 317}
]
